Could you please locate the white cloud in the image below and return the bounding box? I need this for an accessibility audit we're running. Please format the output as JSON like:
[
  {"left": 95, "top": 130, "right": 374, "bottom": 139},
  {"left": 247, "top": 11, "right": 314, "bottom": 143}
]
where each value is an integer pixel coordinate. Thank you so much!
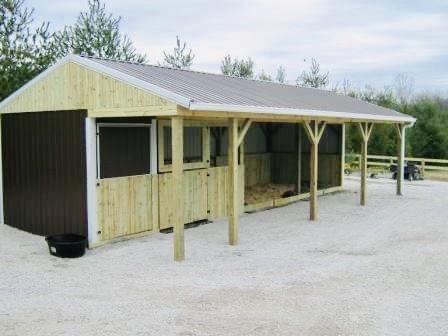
[{"left": 27, "top": 0, "right": 448, "bottom": 91}]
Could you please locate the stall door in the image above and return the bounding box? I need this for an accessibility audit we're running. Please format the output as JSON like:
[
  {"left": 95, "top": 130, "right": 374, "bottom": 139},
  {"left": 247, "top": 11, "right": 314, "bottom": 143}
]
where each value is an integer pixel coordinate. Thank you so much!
[{"left": 96, "top": 123, "right": 156, "bottom": 241}]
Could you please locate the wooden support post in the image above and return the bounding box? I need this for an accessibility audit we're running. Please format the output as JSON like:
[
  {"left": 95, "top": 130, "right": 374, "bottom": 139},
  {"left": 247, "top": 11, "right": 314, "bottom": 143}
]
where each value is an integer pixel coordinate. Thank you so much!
[
  {"left": 239, "top": 141, "right": 244, "bottom": 165},
  {"left": 358, "top": 122, "right": 374, "bottom": 205},
  {"left": 297, "top": 124, "right": 302, "bottom": 194},
  {"left": 237, "top": 119, "right": 252, "bottom": 146},
  {"left": 172, "top": 116, "right": 184, "bottom": 261},
  {"left": 340, "top": 123, "right": 346, "bottom": 187},
  {"left": 0, "top": 115, "right": 4, "bottom": 224},
  {"left": 303, "top": 120, "right": 326, "bottom": 221},
  {"left": 395, "top": 123, "right": 405, "bottom": 196},
  {"left": 228, "top": 118, "right": 239, "bottom": 245}
]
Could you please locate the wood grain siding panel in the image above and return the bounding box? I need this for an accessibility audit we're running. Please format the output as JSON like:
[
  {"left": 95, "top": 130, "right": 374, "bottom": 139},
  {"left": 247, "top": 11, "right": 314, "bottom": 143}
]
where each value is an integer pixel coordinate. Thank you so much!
[
  {"left": 0, "top": 62, "right": 176, "bottom": 115},
  {"left": 158, "top": 169, "right": 208, "bottom": 229},
  {"left": 97, "top": 174, "right": 155, "bottom": 241},
  {"left": 1, "top": 110, "right": 87, "bottom": 236}
]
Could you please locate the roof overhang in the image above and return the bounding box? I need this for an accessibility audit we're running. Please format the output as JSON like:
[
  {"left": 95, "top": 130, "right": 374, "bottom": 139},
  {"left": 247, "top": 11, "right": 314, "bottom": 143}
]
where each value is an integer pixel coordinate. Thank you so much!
[{"left": 189, "top": 102, "right": 417, "bottom": 125}]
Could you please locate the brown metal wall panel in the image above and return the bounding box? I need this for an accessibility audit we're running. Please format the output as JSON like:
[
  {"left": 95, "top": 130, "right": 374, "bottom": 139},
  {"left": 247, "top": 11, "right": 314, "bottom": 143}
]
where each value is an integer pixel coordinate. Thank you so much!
[{"left": 2, "top": 110, "right": 87, "bottom": 236}]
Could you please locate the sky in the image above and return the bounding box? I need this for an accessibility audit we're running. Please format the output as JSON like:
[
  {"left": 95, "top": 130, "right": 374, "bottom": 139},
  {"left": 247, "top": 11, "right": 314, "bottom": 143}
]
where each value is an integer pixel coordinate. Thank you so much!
[{"left": 27, "top": 0, "right": 448, "bottom": 95}]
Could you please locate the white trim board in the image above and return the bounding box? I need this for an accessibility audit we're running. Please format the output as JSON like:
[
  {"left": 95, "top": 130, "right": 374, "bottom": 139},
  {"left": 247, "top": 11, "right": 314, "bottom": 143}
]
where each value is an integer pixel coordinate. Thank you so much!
[
  {"left": 85, "top": 117, "right": 99, "bottom": 245},
  {"left": 189, "top": 103, "right": 417, "bottom": 124}
]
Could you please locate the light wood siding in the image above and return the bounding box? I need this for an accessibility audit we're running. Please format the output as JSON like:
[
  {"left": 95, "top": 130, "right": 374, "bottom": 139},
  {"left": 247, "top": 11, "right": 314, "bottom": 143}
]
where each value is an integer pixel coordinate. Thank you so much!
[
  {"left": 158, "top": 169, "right": 208, "bottom": 229},
  {"left": 96, "top": 166, "right": 245, "bottom": 238},
  {"left": 97, "top": 174, "right": 157, "bottom": 241},
  {"left": 0, "top": 62, "right": 176, "bottom": 115},
  {"left": 244, "top": 153, "right": 271, "bottom": 187},
  {"left": 207, "top": 166, "right": 245, "bottom": 220}
]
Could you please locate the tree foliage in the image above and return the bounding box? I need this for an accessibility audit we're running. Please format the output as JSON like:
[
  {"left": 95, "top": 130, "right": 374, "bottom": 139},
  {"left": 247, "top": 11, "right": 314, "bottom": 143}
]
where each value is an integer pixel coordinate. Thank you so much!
[
  {"left": 297, "top": 58, "right": 329, "bottom": 88},
  {"left": 220, "top": 55, "right": 254, "bottom": 78},
  {"left": 275, "top": 66, "right": 286, "bottom": 83},
  {"left": 257, "top": 69, "right": 272, "bottom": 81},
  {"left": 0, "top": 0, "right": 56, "bottom": 101},
  {"left": 344, "top": 87, "right": 448, "bottom": 159},
  {"left": 54, "top": 0, "right": 146, "bottom": 62},
  {"left": 162, "top": 36, "right": 194, "bottom": 69}
]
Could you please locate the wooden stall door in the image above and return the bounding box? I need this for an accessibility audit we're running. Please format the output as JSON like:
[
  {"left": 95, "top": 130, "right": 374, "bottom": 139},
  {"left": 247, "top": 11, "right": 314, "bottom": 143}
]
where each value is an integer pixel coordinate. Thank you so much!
[
  {"left": 97, "top": 174, "right": 157, "bottom": 241},
  {"left": 207, "top": 166, "right": 245, "bottom": 221},
  {"left": 158, "top": 169, "right": 208, "bottom": 229}
]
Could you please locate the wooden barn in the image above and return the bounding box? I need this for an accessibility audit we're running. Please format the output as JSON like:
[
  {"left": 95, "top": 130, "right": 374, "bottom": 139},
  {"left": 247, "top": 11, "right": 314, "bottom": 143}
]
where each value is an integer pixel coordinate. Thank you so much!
[{"left": 0, "top": 54, "right": 415, "bottom": 261}]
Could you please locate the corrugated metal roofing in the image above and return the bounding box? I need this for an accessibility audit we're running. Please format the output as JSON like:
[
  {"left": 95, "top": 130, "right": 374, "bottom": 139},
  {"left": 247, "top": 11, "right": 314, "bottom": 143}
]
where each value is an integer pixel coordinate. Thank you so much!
[{"left": 85, "top": 55, "right": 414, "bottom": 122}]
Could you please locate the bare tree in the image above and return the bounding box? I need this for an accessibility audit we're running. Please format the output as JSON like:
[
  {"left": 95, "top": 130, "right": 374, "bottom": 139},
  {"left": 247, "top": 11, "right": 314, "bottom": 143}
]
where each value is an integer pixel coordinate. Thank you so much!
[{"left": 393, "top": 73, "right": 414, "bottom": 102}]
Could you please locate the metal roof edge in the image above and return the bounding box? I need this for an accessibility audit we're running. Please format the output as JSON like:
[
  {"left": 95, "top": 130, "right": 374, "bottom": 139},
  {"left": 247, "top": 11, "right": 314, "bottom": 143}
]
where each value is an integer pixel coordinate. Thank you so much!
[{"left": 189, "top": 102, "right": 417, "bottom": 124}]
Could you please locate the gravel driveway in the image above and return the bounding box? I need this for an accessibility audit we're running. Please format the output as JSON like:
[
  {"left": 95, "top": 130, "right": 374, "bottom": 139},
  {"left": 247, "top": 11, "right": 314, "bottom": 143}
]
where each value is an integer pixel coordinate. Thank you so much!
[{"left": 1, "top": 177, "right": 447, "bottom": 336}]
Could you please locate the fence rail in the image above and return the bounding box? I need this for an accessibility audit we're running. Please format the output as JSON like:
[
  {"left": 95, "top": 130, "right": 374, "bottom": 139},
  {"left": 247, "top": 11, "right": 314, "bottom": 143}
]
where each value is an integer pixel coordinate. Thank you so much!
[{"left": 352, "top": 154, "right": 448, "bottom": 174}]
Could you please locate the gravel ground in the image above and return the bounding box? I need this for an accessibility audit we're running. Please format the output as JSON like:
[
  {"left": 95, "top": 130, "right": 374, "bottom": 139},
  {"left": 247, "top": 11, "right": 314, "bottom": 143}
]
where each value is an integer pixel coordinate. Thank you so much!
[{"left": 1, "top": 177, "right": 447, "bottom": 336}]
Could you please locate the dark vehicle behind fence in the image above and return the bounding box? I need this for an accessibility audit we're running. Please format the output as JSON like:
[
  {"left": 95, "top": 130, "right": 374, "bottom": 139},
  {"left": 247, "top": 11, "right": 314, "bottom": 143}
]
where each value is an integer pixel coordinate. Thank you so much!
[{"left": 390, "top": 162, "right": 424, "bottom": 181}]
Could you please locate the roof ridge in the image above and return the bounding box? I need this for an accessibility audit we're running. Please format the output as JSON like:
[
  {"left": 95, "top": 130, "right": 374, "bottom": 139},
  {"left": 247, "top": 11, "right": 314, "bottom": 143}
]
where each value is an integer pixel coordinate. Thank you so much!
[{"left": 79, "top": 53, "right": 315, "bottom": 90}]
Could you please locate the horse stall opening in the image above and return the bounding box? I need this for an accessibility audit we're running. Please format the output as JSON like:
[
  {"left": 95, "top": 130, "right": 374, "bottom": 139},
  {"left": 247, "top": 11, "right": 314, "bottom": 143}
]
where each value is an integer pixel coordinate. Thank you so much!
[
  {"left": 1, "top": 110, "right": 87, "bottom": 236},
  {"left": 211, "top": 122, "right": 343, "bottom": 211}
]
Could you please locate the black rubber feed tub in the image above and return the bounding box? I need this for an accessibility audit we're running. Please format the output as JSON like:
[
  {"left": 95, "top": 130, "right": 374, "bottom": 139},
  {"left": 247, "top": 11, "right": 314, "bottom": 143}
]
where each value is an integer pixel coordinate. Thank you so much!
[{"left": 45, "top": 234, "right": 87, "bottom": 258}]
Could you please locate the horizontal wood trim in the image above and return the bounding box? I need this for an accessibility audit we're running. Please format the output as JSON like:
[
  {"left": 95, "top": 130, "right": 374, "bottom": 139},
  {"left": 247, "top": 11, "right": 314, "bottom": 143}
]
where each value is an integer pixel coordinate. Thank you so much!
[
  {"left": 244, "top": 200, "right": 274, "bottom": 212},
  {"left": 245, "top": 185, "right": 344, "bottom": 211},
  {"left": 89, "top": 105, "right": 177, "bottom": 117},
  {"left": 89, "top": 228, "right": 156, "bottom": 248}
]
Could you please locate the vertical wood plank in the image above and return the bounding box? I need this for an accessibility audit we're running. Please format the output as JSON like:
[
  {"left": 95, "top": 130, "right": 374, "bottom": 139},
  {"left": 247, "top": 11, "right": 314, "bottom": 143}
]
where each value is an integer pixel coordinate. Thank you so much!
[
  {"left": 151, "top": 175, "right": 159, "bottom": 232},
  {"left": 310, "top": 140, "right": 318, "bottom": 220},
  {"left": 303, "top": 121, "right": 326, "bottom": 221},
  {"left": 396, "top": 123, "right": 405, "bottom": 196},
  {"left": 360, "top": 135, "right": 368, "bottom": 205},
  {"left": 340, "top": 123, "right": 346, "bottom": 187},
  {"left": 228, "top": 118, "right": 239, "bottom": 245},
  {"left": 297, "top": 124, "right": 302, "bottom": 194},
  {"left": 172, "top": 116, "right": 184, "bottom": 261},
  {"left": 358, "top": 122, "right": 373, "bottom": 206}
]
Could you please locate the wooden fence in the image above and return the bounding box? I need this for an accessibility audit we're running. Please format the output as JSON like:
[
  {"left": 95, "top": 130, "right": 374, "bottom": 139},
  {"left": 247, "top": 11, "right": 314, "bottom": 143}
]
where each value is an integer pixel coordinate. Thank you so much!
[{"left": 352, "top": 154, "right": 448, "bottom": 176}]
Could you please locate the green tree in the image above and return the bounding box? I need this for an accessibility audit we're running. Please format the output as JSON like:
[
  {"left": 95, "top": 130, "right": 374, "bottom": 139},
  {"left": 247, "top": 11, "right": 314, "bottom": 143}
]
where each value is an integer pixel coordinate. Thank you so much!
[
  {"left": 0, "top": 0, "right": 56, "bottom": 101},
  {"left": 220, "top": 55, "right": 254, "bottom": 78},
  {"left": 296, "top": 58, "right": 329, "bottom": 88},
  {"left": 54, "top": 0, "right": 146, "bottom": 62},
  {"left": 258, "top": 69, "right": 272, "bottom": 81},
  {"left": 407, "top": 97, "right": 448, "bottom": 159},
  {"left": 345, "top": 87, "right": 400, "bottom": 156},
  {"left": 163, "top": 36, "right": 194, "bottom": 69},
  {"left": 275, "top": 66, "right": 286, "bottom": 83}
]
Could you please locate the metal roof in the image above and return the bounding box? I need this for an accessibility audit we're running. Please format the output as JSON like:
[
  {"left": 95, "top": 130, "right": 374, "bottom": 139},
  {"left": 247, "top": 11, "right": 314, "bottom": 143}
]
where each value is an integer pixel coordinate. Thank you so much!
[{"left": 0, "top": 54, "right": 416, "bottom": 123}]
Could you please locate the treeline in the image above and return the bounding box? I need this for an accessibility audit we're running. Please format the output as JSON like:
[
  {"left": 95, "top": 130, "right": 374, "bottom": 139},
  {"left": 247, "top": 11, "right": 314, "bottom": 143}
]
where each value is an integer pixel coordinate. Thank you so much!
[
  {"left": 344, "top": 89, "right": 448, "bottom": 159},
  {"left": 1, "top": 0, "right": 447, "bottom": 159}
]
